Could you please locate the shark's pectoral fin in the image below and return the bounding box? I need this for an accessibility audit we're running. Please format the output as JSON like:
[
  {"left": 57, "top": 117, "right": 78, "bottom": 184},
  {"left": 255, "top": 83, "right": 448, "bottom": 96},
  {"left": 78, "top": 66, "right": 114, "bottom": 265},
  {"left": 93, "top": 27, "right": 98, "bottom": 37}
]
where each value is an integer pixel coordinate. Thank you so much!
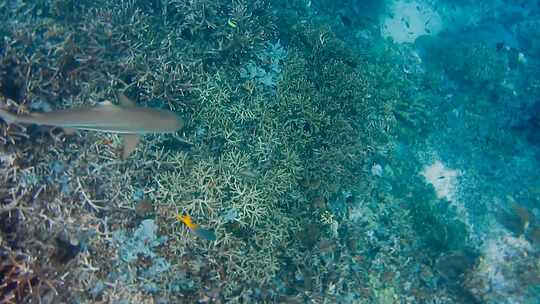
[
  {"left": 117, "top": 92, "right": 138, "bottom": 107},
  {"left": 122, "top": 134, "right": 141, "bottom": 159},
  {"left": 62, "top": 127, "right": 77, "bottom": 135},
  {"left": 97, "top": 100, "right": 114, "bottom": 107}
]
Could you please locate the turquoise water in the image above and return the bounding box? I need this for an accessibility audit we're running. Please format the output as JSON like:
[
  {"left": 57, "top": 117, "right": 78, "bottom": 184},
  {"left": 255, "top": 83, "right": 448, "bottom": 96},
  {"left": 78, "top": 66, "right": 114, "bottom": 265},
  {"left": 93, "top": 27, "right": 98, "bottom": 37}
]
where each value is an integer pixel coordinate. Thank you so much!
[{"left": 0, "top": 0, "right": 539, "bottom": 303}]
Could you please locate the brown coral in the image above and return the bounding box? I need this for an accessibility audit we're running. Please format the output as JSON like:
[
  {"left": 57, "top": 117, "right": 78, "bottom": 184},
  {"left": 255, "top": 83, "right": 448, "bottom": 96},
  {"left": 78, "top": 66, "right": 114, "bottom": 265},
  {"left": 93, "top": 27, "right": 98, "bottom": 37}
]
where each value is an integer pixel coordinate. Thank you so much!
[{"left": 0, "top": 247, "right": 55, "bottom": 303}]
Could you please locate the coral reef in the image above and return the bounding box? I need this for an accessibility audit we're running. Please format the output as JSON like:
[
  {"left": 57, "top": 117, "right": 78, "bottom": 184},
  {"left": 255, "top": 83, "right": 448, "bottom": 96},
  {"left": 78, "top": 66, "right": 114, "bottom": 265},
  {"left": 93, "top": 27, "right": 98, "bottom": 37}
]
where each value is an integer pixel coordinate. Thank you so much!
[
  {"left": 0, "top": 0, "right": 274, "bottom": 301},
  {"left": 464, "top": 234, "right": 540, "bottom": 303},
  {"left": 0, "top": 0, "right": 432, "bottom": 299},
  {"left": 5, "top": 0, "right": 538, "bottom": 303},
  {"left": 0, "top": 246, "right": 55, "bottom": 303},
  {"left": 417, "top": 37, "right": 508, "bottom": 89}
]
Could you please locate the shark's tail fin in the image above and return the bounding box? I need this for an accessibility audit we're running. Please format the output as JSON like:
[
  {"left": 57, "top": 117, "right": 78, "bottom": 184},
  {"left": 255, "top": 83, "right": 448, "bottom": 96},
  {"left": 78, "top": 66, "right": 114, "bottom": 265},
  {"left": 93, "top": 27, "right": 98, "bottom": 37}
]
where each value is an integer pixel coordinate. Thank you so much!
[{"left": 0, "top": 108, "right": 17, "bottom": 124}]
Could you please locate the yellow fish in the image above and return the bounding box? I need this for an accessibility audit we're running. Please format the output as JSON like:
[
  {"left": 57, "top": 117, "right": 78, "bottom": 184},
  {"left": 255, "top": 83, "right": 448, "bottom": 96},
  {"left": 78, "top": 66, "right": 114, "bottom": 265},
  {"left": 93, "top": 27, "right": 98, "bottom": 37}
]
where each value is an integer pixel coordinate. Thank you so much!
[{"left": 177, "top": 213, "right": 216, "bottom": 241}]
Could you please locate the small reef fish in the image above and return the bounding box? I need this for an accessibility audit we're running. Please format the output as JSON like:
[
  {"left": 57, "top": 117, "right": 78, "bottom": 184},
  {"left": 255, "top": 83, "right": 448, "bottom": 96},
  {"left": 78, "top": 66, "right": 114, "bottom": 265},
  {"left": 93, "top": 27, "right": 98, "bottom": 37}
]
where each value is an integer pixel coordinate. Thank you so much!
[
  {"left": 0, "top": 93, "right": 184, "bottom": 158},
  {"left": 227, "top": 18, "right": 238, "bottom": 28},
  {"left": 177, "top": 213, "right": 216, "bottom": 241}
]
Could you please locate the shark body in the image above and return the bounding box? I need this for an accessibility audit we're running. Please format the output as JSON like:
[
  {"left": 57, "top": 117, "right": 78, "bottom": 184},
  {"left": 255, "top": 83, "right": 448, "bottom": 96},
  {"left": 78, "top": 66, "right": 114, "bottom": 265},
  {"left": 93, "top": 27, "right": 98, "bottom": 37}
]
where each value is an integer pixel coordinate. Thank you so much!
[{"left": 0, "top": 93, "right": 184, "bottom": 158}]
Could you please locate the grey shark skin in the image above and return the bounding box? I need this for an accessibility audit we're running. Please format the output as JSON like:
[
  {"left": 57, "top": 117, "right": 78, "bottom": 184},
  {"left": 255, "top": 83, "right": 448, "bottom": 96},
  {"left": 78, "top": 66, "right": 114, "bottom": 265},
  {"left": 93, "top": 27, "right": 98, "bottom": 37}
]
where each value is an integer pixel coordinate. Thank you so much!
[{"left": 0, "top": 93, "right": 184, "bottom": 158}]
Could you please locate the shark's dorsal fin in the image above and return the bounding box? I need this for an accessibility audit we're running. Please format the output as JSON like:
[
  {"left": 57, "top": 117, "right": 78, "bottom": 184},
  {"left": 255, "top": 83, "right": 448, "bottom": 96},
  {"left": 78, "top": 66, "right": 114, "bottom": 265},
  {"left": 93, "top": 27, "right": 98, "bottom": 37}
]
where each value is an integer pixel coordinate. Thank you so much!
[{"left": 118, "top": 93, "right": 137, "bottom": 107}]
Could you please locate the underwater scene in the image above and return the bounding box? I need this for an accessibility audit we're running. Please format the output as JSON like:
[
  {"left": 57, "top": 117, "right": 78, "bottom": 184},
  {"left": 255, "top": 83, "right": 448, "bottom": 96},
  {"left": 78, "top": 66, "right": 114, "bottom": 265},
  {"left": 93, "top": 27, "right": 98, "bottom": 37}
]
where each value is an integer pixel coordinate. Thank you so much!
[{"left": 1, "top": 0, "right": 540, "bottom": 303}]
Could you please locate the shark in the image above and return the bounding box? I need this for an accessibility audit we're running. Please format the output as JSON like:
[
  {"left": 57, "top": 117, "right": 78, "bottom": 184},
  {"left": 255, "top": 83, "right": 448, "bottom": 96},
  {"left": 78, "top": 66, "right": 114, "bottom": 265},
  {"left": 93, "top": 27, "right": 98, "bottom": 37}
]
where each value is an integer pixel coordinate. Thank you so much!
[{"left": 0, "top": 93, "right": 184, "bottom": 158}]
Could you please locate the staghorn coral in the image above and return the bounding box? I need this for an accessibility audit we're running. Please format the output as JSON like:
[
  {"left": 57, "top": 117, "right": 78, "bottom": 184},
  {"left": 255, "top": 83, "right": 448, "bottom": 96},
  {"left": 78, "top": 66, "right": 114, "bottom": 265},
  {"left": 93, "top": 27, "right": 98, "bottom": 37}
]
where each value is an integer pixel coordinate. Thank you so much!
[
  {"left": 0, "top": 247, "right": 36, "bottom": 303},
  {"left": 0, "top": 246, "right": 58, "bottom": 303},
  {"left": 0, "top": 1, "right": 204, "bottom": 302},
  {"left": 146, "top": 16, "right": 404, "bottom": 300},
  {"left": 152, "top": 0, "right": 276, "bottom": 67},
  {"left": 0, "top": 0, "right": 422, "bottom": 302}
]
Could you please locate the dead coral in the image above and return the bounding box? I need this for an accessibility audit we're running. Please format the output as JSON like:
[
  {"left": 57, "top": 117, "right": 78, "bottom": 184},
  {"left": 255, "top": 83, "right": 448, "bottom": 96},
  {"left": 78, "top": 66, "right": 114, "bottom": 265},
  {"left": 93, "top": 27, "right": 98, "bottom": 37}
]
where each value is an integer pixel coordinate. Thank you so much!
[{"left": 0, "top": 246, "right": 58, "bottom": 303}]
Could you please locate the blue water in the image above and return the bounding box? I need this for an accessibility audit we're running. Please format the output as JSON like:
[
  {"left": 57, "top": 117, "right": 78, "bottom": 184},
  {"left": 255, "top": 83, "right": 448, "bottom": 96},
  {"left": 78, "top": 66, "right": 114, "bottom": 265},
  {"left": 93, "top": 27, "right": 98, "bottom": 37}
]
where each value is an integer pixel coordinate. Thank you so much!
[{"left": 0, "top": 0, "right": 539, "bottom": 303}]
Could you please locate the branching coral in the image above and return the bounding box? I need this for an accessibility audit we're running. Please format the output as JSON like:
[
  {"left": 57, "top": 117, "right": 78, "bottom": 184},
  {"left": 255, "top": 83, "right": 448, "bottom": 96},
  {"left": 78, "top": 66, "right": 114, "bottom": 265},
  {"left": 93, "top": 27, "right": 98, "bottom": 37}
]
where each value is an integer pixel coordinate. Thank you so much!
[
  {"left": 0, "top": 0, "right": 412, "bottom": 302},
  {"left": 0, "top": 246, "right": 58, "bottom": 303}
]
